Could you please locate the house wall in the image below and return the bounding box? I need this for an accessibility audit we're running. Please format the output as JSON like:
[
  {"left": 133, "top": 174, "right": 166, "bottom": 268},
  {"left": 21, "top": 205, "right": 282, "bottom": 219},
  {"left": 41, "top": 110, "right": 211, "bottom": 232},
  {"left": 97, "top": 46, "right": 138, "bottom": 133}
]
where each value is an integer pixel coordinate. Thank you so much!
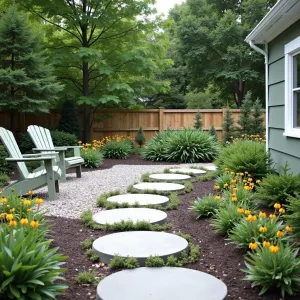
[{"left": 268, "top": 19, "right": 300, "bottom": 173}]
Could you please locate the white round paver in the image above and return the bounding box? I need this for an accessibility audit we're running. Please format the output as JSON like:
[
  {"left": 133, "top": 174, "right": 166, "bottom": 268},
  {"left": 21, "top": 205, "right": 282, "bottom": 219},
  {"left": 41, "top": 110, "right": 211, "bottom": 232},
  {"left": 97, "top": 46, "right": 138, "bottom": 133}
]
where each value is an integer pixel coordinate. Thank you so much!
[
  {"left": 93, "top": 231, "right": 189, "bottom": 265},
  {"left": 149, "top": 173, "right": 191, "bottom": 181},
  {"left": 92, "top": 208, "right": 167, "bottom": 225},
  {"left": 96, "top": 267, "right": 227, "bottom": 300},
  {"left": 205, "top": 165, "right": 218, "bottom": 171},
  {"left": 133, "top": 182, "right": 185, "bottom": 192},
  {"left": 170, "top": 168, "right": 207, "bottom": 175},
  {"left": 107, "top": 194, "right": 169, "bottom": 207}
]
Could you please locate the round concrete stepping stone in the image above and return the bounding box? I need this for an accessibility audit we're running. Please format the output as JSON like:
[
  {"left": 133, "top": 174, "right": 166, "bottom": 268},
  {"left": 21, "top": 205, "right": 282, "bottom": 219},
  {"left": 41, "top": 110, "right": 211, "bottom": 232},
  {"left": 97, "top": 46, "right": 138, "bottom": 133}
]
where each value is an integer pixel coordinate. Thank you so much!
[
  {"left": 107, "top": 194, "right": 169, "bottom": 207},
  {"left": 133, "top": 182, "right": 185, "bottom": 192},
  {"left": 92, "top": 208, "right": 167, "bottom": 225},
  {"left": 149, "top": 173, "right": 191, "bottom": 181},
  {"left": 205, "top": 165, "right": 218, "bottom": 171},
  {"left": 93, "top": 231, "right": 188, "bottom": 265},
  {"left": 169, "top": 168, "right": 207, "bottom": 175},
  {"left": 96, "top": 267, "right": 227, "bottom": 300}
]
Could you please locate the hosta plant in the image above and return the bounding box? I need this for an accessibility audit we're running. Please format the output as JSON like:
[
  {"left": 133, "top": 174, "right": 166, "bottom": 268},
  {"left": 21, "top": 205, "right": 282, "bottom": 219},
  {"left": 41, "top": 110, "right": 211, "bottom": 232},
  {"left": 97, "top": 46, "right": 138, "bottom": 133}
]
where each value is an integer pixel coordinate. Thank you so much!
[
  {"left": 102, "top": 140, "right": 132, "bottom": 159},
  {"left": 254, "top": 163, "right": 300, "bottom": 207},
  {"left": 81, "top": 148, "right": 103, "bottom": 168},
  {"left": 0, "top": 227, "right": 67, "bottom": 299},
  {"left": 190, "top": 195, "right": 219, "bottom": 218},
  {"left": 243, "top": 242, "right": 300, "bottom": 298}
]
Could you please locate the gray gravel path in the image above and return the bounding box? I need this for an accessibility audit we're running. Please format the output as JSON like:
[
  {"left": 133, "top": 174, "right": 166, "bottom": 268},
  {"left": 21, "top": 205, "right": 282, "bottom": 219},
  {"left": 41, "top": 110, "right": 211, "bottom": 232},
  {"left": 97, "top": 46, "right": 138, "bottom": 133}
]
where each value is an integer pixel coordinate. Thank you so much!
[{"left": 36, "top": 163, "right": 216, "bottom": 219}]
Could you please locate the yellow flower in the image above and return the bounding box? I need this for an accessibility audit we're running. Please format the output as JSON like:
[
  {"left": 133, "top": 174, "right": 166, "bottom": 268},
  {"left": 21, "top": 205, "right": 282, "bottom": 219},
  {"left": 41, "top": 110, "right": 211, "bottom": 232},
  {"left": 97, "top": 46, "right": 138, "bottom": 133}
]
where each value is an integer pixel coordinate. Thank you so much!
[
  {"left": 279, "top": 208, "right": 286, "bottom": 214},
  {"left": 215, "top": 194, "right": 221, "bottom": 201},
  {"left": 245, "top": 171, "right": 249, "bottom": 174},
  {"left": 274, "top": 203, "right": 281, "bottom": 210},
  {"left": 259, "top": 225, "right": 267, "bottom": 233},
  {"left": 263, "top": 240, "right": 270, "bottom": 248},
  {"left": 224, "top": 168, "right": 228, "bottom": 171},
  {"left": 276, "top": 230, "right": 285, "bottom": 238},
  {"left": 239, "top": 173, "right": 244, "bottom": 176},
  {"left": 269, "top": 213, "right": 276, "bottom": 219},
  {"left": 27, "top": 208, "right": 32, "bottom": 212},
  {"left": 35, "top": 198, "right": 44, "bottom": 205},
  {"left": 256, "top": 180, "right": 261, "bottom": 184},
  {"left": 231, "top": 196, "right": 238, "bottom": 202},
  {"left": 0, "top": 197, "right": 7, "bottom": 204},
  {"left": 246, "top": 214, "right": 257, "bottom": 222},
  {"left": 30, "top": 219, "right": 39, "bottom": 228},
  {"left": 245, "top": 209, "right": 251, "bottom": 216},
  {"left": 20, "top": 218, "right": 29, "bottom": 226},
  {"left": 230, "top": 171, "right": 235, "bottom": 175},
  {"left": 9, "top": 208, "right": 15, "bottom": 213},
  {"left": 244, "top": 185, "right": 251, "bottom": 191},
  {"left": 249, "top": 240, "right": 257, "bottom": 251},
  {"left": 214, "top": 185, "right": 220, "bottom": 190},
  {"left": 23, "top": 199, "right": 31, "bottom": 206},
  {"left": 248, "top": 178, "right": 253, "bottom": 182},
  {"left": 243, "top": 179, "right": 247, "bottom": 183},
  {"left": 78, "top": 141, "right": 82, "bottom": 144},
  {"left": 285, "top": 225, "right": 292, "bottom": 232},
  {"left": 28, "top": 190, "right": 33, "bottom": 196},
  {"left": 6, "top": 213, "right": 13, "bottom": 221},
  {"left": 237, "top": 207, "right": 244, "bottom": 214},
  {"left": 233, "top": 187, "right": 238, "bottom": 192},
  {"left": 269, "top": 244, "right": 279, "bottom": 254},
  {"left": 223, "top": 183, "right": 229, "bottom": 189},
  {"left": 9, "top": 219, "right": 17, "bottom": 227},
  {"left": 259, "top": 211, "right": 266, "bottom": 218},
  {"left": 231, "top": 179, "right": 237, "bottom": 184}
]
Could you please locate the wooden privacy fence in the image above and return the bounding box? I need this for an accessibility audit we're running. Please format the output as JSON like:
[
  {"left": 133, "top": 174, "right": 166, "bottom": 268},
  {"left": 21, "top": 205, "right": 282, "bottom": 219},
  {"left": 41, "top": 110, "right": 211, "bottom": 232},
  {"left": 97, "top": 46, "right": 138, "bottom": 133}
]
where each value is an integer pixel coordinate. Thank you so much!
[{"left": 0, "top": 107, "right": 266, "bottom": 142}]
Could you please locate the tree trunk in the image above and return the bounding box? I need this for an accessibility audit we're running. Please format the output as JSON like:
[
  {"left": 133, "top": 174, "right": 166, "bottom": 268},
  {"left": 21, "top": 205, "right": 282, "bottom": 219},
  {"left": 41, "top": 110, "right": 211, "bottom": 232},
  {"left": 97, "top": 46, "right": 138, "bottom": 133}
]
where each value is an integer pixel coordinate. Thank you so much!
[
  {"left": 9, "top": 110, "right": 15, "bottom": 132},
  {"left": 233, "top": 80, "right": 245, "bottom": 108},
  {"left": 83, "top": 62, "right": 90, "bottom": 142}
]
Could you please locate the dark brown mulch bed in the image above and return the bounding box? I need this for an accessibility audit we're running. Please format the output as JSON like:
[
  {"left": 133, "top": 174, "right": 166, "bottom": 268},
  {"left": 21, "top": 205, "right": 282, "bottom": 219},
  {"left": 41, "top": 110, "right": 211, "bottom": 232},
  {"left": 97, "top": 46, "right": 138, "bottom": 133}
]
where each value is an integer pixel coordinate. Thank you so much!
[{"left": 48, "top": 171, "right": 300, "bottom": 300}]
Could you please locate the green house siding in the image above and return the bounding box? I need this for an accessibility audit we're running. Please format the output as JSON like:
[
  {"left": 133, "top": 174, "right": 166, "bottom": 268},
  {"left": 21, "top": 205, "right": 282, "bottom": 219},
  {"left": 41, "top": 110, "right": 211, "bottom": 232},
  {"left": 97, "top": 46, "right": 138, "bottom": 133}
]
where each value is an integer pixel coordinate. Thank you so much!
[{"left": 268, "top": 19, "right": 300, "bottom": 174}]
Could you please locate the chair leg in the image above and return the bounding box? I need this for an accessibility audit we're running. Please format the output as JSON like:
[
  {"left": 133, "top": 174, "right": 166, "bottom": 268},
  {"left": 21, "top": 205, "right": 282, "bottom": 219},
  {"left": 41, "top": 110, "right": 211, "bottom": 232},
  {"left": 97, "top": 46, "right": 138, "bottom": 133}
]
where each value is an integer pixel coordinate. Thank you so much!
[
  {"left": 58, "top": 152, "right": 67, "bottom": 182},
  {"left": 76, "top": 166, "right": 82, "bottom": 178},
  {"left": 55, "top": 180, "right": 59, "bottom": 193},
  {"left": 44, "top": 160, "right": 57, "bottom": 200}
]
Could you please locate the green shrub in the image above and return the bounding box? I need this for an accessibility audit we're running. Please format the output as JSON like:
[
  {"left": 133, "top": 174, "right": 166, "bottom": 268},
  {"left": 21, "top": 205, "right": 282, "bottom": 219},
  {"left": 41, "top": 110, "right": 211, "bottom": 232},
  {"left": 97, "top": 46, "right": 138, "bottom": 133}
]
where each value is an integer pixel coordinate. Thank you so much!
[
  {"left": 284, "top": 193, "right": 300, "bottom": 239},
  {"left": 254, "top": 164, "right": 300, "bottom": 207},
  {"left": 209, "top": 125, "right": 219, "bottom": 142},
  {"left": 75, "top": 270, "right": 99, "bottom": 285},
  {"left": 243, "top": 242, "right": 300, "bottom": 298},
  {"left": 25, "top": 161, "right": 42, "bottom": 173},
  {"left": 143, "top": 128, "right": 219, "bottom": 163},
  {"left": 215, "top": 140, "right": 272, "bottom": 179},
  {"left": 0, "top": 173, "right": 9, "bottom": 187},
  {"left": 0, "top": 227, "right": 67, "bottom": 299},
  {"left": 19, "top": 130, "right": 78, "bottom": 153},
  {"left": 145, "top": 255, "right": 165, "bottom": 267},
  {"left": 222, "top": 107, "right": 235, "bottom": 144},
  {"left": 102, "top": 140, "right": 132, "bottom": 159},
  {"left": 194, "top": 112, "right": 202, "bottom": 130},
  {"left": 108, "top": 256, "right": 139, "bottom": 270},
  {"left": 81, "top": 148, "right": 103, "bottom": 168},
  {"left": 135, "top": 127, "right": 146, "bottom": 148},
  {"left": 123, "top": 257, "right": 140, "bottom": 269},
  {"left": 190, "top": 195, "right": 219, "bottom": 218},
  {"left": 0, "top": 144, "right": 14, "bottom": 176},
  {"left": 166, "top": 255, "right": 178, "bottom": 267},
  {"left": 85, "top": 249, "right": 100, "bottom": 262},
  {"left": 81, "top": 237, "right": 95, "bottom": 250},
  {"left": 211, "top": 202, "right": 244, "bottom": 235},
  {"left": 229, "top": 217, "right": 289, "bottom": 250}
]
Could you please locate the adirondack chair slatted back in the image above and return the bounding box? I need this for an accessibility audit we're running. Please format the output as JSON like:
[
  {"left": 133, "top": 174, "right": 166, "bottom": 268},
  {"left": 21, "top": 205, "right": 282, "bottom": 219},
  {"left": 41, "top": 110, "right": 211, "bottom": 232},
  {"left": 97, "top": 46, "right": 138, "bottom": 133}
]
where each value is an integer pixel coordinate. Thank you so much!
[
  {"left": 0, "top": 127, "right": 29, "bottom": 179},
  {"left": 28, "top": 125, "right": 55, "bottom": 154}
]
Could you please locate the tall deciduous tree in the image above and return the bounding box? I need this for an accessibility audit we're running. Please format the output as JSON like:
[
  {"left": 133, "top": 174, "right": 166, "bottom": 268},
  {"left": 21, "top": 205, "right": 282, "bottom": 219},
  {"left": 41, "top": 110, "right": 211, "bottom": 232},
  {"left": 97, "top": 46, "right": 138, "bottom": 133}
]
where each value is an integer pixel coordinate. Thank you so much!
[
  {"left": 0, "top": 5, "right": 63, "bottom": 130},
  {"left": 19, "top": 0, "right": 170, "bottom": 142},
  {"left": 170, "top": 0, "right": 276, "bottom": 107}
]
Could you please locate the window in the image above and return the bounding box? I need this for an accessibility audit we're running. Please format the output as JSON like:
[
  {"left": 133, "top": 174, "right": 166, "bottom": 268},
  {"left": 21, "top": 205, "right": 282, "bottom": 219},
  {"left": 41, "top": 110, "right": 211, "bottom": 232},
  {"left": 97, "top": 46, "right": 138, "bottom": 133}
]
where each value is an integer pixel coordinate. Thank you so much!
[{"left": 284, "top": 36, "right": 300, "bottom": 138}]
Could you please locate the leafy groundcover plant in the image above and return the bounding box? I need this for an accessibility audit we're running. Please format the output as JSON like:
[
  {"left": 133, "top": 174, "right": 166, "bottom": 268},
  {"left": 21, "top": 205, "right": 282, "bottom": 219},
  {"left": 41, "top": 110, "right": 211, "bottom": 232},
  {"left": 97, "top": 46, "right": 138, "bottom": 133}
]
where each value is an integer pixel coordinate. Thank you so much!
[
  {"left": 81, "top": 148, "right": 104, "bottom": 168},
  {"left": 190, "top": 195, "right": 219, "bottom": 218},
  {"left": 142, "top": 128, "right": 219, "bottom": 163},
  {"left": 243, "top": 242, "right": 300, "bottom": 298}
]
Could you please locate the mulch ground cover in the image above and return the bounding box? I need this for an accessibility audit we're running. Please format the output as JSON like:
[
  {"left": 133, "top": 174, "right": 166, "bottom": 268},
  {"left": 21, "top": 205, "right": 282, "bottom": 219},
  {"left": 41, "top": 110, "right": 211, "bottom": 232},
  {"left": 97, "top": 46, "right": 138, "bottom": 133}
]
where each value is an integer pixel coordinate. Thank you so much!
[{"left": 46, "top": 156, "right": 300, "bottom": 300}]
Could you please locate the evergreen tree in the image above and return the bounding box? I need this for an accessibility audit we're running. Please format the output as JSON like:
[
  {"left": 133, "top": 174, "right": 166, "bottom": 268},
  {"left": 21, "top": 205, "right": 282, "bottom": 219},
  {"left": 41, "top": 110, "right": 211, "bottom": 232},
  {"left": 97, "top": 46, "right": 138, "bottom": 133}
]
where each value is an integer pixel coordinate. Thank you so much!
[
  {"left": 135, "top": 127, "right": 146, "bottom": 148},
  {"left": 0, "top": 5, "right": 63, "bottom": 131},
  {"left": 58, "top": 100, "right": 81, "bottom": 139},
  {"left": 222, "top": 108, "right": 234, "bottom": 144},
  {"left": 209, "top": 125, "right": 219, "bottom": 143},
  {"left": 237, "top": 91, "right": 253, "bottom": 135},
  {"left": 250, "top": 99, "right": 265, "bottom": 136},
  {"left": 194, "top": 111, "right": 202, "bottom": 130}
]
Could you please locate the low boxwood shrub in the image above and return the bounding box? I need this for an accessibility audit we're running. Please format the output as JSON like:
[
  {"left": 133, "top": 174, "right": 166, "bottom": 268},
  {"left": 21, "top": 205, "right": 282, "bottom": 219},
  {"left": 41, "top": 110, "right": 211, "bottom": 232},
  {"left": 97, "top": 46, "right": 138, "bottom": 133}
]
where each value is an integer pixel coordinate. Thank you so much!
[
  {"left": 75, "top": 270, "right": 99, "bottom": 285},
  {"left": 102, "top": 140, "right": 132, "bottom": 159},
  {"left": 142, "top": 128, "right": 219, "bottom": 163},
  {"left": 81, "top": 149, "right": 104, "bottom": 168},
  {"left": 0, "top": 174, "right": 9, "bottom": 187},
  {"left": 254, "top": 164, "right": 300, "bottom": 207},
  {"left": 243, "top": 242, "right": 300, "bottom": 298},
  {"left": 190, "top": 195, "right": 219, "bottom": 218},
  {"left": 214, "top": 140, "right": 273, "bottom": 179}
]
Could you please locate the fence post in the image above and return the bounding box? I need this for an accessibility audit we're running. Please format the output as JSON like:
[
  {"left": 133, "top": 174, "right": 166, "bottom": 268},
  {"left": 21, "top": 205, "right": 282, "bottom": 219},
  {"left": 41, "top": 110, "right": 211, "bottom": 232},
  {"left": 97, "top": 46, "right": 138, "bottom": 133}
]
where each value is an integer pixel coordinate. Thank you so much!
[{"left": 159, "top": 107, "right": 164, "bottom": 131}]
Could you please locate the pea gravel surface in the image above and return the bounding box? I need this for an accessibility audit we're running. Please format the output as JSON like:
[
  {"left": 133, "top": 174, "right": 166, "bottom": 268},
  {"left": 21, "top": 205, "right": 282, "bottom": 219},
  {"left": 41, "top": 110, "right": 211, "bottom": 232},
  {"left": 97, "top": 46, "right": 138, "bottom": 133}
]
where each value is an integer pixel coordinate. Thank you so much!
[{"left": 34, "top": 158, "right": 216, "bottom": 219}]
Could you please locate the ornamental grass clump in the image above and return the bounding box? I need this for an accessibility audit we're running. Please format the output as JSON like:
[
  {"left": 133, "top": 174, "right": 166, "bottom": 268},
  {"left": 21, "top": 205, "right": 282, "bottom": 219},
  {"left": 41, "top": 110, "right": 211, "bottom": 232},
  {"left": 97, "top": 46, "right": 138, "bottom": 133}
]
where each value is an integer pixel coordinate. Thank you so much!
[
  {"left": 254, "top": 163, "right": 300, "bottom": 207},
  {"left": 243, "top": 242, "right": 300, "bottom": 298},
  {"left": 190, "top": 194, "right": 220, "bottom": 218},
  {"left": 214, "top": 140, "right": 273, "bottom": 179},
  {"left": 102, "top": 140, "right": 132, "bottom": 159},
  {"left": 142, "top": 128, "right": 219, "bottom": 163}
]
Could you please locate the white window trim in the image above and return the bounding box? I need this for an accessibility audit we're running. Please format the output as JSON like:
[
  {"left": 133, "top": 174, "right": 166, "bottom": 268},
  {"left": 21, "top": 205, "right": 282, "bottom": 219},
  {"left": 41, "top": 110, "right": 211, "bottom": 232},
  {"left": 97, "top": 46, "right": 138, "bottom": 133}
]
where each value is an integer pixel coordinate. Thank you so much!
[{"left": 284, "top": 36, "right": 300, "bottom": 138}]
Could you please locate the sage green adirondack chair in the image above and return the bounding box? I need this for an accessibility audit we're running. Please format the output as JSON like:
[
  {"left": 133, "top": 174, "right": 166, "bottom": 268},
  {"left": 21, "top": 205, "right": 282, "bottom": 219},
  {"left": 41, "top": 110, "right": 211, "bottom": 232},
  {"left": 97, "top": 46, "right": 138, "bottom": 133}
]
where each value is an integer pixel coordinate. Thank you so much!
[
  {"left": 28, "top": 125, "right": 83, "bottom": 182},
  {"left": 0, "top": 127, "right": 61, "bottom": 200}
]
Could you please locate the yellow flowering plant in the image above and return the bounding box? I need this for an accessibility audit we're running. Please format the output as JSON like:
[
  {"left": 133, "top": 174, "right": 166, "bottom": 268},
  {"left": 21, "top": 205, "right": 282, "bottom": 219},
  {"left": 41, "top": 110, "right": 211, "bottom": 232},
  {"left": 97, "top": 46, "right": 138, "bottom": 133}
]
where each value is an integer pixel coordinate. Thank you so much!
[{"left": 243, "top": 241, "right": 300, "bottom": 298}]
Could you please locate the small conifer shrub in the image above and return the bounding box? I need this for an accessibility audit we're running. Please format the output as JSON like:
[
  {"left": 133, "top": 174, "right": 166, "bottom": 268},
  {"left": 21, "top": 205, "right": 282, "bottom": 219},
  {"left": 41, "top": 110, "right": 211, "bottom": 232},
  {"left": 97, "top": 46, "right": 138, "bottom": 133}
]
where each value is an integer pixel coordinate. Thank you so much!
[{"left": 135, "top": 127, "right": 146, "bottom": 148}]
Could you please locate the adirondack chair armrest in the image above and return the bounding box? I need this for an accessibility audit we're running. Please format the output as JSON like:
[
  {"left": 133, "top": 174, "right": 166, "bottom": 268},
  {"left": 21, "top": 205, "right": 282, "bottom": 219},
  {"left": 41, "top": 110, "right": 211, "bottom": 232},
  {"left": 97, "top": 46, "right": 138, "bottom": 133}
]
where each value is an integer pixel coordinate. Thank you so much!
[
  {"left": 23, "top": 153, "right": 59, "bottom": 157},
  {"left": 63, "top": 146, "right": 83, "bottom": 156},
  {"left": 64, "top": 146, "right": 83, "bottom": 149},
  {"left": 33, "top": 147, "right": 67, "bottom": 151},
  {"left": 6, "top": 156, "right": 57, "bottom": 162}
]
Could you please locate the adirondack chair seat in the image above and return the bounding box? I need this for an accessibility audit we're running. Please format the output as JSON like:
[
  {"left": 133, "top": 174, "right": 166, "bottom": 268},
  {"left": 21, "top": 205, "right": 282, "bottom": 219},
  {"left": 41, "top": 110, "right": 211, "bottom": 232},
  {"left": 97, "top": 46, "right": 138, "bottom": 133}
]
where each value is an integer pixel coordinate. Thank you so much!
[
  {"left": 27, "top": 165, "right": 61, "bottom": 179},
  {"left": 65, "top": 156, "right": 84, "bottom": 168}
]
